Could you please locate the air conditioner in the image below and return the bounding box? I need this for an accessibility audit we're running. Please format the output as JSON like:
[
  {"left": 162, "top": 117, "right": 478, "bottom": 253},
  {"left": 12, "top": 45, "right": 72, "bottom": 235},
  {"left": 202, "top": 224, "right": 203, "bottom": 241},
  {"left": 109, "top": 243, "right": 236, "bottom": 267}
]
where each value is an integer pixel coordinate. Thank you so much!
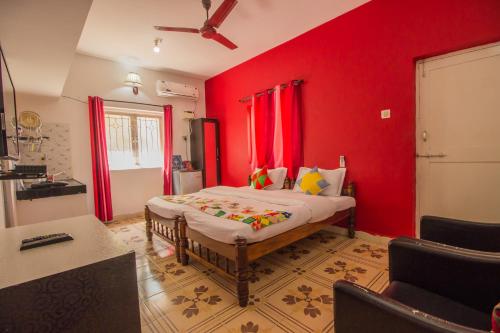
[{"left": 156, "top": 80, "right": 199, "bottom": 100}]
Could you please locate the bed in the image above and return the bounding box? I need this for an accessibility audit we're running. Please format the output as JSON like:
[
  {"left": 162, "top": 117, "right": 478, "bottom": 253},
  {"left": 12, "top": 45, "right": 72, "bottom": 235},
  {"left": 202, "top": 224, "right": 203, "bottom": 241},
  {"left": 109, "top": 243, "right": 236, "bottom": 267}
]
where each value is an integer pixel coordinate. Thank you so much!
[{"left": 145, "top": 178, "right": 355, "bottom": 307}]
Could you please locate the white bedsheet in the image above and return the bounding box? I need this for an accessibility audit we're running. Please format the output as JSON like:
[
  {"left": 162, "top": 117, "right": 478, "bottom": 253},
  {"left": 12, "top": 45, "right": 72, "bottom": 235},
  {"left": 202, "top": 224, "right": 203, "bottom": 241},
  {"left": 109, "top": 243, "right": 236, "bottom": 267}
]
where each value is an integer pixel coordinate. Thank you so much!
[
  {"left": 147, "top": 186, "right": 355, "bottom": 244},
  {"left": 236, "top": 186, "right": 356, "bottom": 222}
]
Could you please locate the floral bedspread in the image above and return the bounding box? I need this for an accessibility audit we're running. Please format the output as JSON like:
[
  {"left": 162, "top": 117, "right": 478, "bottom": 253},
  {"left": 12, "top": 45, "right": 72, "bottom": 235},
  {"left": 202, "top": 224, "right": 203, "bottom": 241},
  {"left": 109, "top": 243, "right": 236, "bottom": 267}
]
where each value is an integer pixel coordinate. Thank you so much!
[{"left": 161, "top": 195, "right": 292, "bottom": 231}]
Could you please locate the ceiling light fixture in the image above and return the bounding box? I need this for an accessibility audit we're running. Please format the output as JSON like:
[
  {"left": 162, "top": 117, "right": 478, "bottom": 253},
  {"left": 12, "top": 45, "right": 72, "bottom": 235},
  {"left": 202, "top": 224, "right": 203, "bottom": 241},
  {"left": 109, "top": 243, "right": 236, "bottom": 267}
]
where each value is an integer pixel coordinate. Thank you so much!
[
  {"left": 124, "top": 72, "right": 142, "bottom": 95},
  {"left": 153, "top": 38, "right": 162, "bottom": 53}
]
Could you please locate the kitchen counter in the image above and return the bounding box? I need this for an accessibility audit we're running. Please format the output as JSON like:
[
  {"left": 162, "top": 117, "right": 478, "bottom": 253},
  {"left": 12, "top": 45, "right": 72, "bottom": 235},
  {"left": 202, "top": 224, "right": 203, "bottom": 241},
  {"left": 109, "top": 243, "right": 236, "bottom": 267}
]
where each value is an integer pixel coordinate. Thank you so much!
[
  {"left": 16, "top": 178, "right": 86, "bottom": 200},
  {"left": 0, "top": 215, "right": 140, "bottom": 332}
]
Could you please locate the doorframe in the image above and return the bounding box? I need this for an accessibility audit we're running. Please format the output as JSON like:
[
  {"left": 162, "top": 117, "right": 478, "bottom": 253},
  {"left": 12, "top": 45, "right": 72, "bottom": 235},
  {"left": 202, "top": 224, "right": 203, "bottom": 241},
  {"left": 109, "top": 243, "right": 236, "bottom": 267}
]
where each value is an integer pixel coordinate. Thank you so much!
[{"left": 415, "top": 41, "right": 500, "bottom": 237}]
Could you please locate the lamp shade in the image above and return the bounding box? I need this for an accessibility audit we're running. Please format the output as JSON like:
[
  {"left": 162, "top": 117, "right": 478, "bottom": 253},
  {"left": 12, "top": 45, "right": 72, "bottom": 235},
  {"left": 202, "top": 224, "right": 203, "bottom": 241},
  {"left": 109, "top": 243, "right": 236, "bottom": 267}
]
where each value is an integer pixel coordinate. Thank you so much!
[{"left": 124, "top": 72, "right": 142, "bottom": 87}]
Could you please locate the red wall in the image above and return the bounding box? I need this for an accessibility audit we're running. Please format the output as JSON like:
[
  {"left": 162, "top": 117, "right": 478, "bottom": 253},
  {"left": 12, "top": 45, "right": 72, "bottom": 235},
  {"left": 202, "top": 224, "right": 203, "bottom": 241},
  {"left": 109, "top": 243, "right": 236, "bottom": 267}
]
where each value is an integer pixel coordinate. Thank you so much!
[{"left": 204, "top": 0, "right": 500, "bottom": 237}]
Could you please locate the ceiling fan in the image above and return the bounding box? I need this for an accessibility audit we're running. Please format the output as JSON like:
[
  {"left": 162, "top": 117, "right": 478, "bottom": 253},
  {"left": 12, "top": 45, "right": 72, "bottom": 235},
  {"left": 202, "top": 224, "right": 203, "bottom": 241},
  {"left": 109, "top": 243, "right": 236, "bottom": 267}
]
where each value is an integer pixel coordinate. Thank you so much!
[{"left": 154, "top": 0, "right": 238, "bottom": 50}]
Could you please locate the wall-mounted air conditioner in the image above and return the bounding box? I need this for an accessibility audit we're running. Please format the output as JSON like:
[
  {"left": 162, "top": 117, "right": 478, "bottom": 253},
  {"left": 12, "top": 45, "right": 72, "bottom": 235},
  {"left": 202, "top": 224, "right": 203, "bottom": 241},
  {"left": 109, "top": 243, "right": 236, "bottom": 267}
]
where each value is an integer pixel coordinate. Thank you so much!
[{"left": 156, "top": 80, "right": 199, "bottom": 100}]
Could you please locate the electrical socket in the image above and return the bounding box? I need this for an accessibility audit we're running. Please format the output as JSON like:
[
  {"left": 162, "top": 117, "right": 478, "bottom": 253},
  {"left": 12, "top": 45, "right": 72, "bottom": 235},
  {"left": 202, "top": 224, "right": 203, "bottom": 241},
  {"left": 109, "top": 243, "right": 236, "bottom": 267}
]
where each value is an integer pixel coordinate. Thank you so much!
[{"left": 381, "top": 109, "right": 391, "bottom": 119}]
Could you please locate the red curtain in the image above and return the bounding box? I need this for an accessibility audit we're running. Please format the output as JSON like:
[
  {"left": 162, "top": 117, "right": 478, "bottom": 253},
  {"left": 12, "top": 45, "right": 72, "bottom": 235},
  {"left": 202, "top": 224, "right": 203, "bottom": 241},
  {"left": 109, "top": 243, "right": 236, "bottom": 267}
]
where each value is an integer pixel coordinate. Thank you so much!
[
  {"left": 163, "top": 105, "right": 173, "bottom": 195},
  {"left": 248, "top": 82, "right": 302, "bottom": 178},
  {"left": 281, "top": 82, "right": 303, "bottom": 178},
  {"left": 247, "top": 100, "right": 258, "bottom": 170},
  {"left": 88, "top": 96, "right": 113, "bottom": 222},
  {"left": 253, "top": 92, "right": 275, "bottom": 168},
  {"left": 272, "top": 85, "right": 284, "bottom": 168},
  {"left": 263, "top": 92, "right": 275, "bottom": 168}
]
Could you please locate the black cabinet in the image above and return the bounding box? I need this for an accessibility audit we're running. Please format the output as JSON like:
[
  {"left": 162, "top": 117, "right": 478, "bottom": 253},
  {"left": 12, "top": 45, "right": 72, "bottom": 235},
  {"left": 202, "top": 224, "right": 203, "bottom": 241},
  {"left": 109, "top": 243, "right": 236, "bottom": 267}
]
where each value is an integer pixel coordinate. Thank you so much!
[{"left": 190, "top": 118, "right": 221, "bottom": 188}]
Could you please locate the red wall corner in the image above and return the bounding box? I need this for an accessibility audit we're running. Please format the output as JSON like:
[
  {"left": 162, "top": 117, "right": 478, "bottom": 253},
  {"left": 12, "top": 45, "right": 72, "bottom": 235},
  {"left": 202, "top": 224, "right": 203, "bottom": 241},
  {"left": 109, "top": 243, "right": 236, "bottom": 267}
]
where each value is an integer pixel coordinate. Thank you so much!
[{"left": 204, "top": 0, "right": 500, "bottom": 238}]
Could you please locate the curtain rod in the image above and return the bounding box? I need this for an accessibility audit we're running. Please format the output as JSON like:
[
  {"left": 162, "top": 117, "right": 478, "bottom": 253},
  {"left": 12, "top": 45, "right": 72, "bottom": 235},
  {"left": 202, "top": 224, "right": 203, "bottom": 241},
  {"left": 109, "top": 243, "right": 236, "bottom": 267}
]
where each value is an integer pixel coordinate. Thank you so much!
[
  {"left": 62, "top": 95, "right": 163, "bottom": 108},
  {"left": 238, "top": 79, "right": 304, "bottom": 103},
  {"left": 103, "top": 99, "right": 163, "bottom": 108}
]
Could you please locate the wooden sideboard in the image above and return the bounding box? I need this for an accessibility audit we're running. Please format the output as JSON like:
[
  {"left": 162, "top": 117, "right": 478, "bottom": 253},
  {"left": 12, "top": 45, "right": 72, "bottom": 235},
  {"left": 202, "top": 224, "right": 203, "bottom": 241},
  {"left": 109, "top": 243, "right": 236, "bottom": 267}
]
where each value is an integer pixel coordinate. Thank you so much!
[{"left": 0, "top": 215, "right": 140, "bottom": 332}]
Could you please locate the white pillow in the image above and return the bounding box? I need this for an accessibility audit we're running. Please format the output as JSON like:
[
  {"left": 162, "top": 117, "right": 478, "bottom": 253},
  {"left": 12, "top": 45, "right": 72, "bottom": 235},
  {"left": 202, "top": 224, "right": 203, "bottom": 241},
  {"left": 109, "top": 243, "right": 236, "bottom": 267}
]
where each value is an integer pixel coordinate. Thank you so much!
[
  {"left": 293, "top": 167, "right": 346, "bottom": 196},
  {"left": 253, "top": 167, "right": 287, "bottom": 190},
  {"left": 318, "top": 168, "right": 346, "bottom": 196}
]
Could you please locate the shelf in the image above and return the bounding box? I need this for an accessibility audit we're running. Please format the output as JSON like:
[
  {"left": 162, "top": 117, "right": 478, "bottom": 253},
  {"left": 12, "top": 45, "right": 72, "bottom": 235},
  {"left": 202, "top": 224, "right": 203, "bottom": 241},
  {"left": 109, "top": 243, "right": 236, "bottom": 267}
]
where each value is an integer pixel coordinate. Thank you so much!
[
  {"left": 0, "top": 173, "right": 46, "bottom": 180},
  {"left": 7, "top": 136, "right": 50, "bottom": 141}
]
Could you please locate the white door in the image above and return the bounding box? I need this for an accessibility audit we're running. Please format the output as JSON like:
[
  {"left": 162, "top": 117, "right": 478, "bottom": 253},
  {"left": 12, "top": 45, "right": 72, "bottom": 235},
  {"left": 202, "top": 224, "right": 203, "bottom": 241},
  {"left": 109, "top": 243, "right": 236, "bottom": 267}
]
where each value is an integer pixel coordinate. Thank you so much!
[{"left": 416, "top": 42, "right": 500, "bottom": 235}]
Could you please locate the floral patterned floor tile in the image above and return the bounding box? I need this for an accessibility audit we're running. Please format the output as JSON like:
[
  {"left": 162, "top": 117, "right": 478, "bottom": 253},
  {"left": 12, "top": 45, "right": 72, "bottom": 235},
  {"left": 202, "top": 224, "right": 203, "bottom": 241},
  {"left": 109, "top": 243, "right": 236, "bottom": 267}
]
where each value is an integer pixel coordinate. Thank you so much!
[
  {"left": 136, "top": 254, "right": 151, "bottom": 268},
  {"left": 140, "top": 301, "right": 156, "bottom": 327},
  {"left": 338, "top": 239, "right": 389, "bottom": 267},
  {"left": 260, "top": 276, "right": 334, "bottom": 332},
  {"left": 137, "top": 260, "right": 163, "bottom": 281},
  {"left": 139, "top": 274, "right": 176, "bottom": 299},
  {"left": 146, "top": 246, "right": 178, "bottom": 262},
  {"left": 155, "top": 257, "right": 202, "bottom": 285},
  {"left": 245, "top": 259, "right": 291, "bottom": 294},
  {"left": 208, "top": 309, "right": 293, "bottom": 333},
  {"left": 265, "top": 242, "right": 325, "bottom": 269},
  {"left": 141, "top": 316, "right": 177, "bottom": 333},
  {"left": 108, "top": 218, "right": 389, "bottom": 333},
  {"left": 310, "top": 254, "right": 383, "bottom": 286},
  {"left": 366, "top": 268, "right": 390, "bottom": 293},
  {"left": 299, "top": 230, "right": 351, "bottom": 250},
  {"left": 144, "top": 278, "right": 237, "bottom": 332}
]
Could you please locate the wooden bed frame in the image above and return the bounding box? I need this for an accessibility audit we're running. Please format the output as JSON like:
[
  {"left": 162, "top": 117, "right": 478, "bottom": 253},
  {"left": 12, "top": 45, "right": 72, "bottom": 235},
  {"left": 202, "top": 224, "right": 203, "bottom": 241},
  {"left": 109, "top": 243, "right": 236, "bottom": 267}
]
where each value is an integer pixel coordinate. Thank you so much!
[
  {"left": 145, "top": 180, "right": 356, "bottom": 307},
  {"left": 145, "top": 208, "right": 182, "bottom": 263},
  {"left": 144, "top": 176, "right": 298, "bottom": 262}
]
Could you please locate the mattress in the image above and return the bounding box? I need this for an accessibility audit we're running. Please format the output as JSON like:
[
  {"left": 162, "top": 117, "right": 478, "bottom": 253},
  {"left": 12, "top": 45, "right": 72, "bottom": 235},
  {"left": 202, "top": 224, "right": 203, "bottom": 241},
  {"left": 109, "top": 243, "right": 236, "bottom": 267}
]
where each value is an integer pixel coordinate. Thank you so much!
[{"left": 147, "top": 186, "right": 355, "bottom": 244}]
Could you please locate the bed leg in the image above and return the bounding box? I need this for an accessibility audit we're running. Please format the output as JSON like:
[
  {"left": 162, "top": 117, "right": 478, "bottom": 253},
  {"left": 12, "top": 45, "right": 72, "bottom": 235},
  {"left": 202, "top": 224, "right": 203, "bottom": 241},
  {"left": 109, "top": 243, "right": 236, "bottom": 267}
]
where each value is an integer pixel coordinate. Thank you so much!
[
  {"left": 174, "top": 217, "right": 181, "bottom": 263},
  {"left": 348, "top": 207, "right": 356, "bottom": 239},
  {"left": 145, "top": 205, "right": 153, "bottom": 241},
  {"left": 179, "top": 219, "right": 189, "bottom": 266},
  {"left": 235, "top": 237, "right": 249, "bottom": 307}
]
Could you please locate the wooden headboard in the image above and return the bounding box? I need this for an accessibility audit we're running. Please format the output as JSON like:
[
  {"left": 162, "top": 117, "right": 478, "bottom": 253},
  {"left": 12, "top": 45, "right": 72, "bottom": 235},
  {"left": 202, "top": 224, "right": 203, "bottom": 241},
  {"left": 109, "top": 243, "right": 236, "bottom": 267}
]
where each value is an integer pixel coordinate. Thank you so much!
[{"left": 342, "top": 182, "right": 356, "bottom": 197}]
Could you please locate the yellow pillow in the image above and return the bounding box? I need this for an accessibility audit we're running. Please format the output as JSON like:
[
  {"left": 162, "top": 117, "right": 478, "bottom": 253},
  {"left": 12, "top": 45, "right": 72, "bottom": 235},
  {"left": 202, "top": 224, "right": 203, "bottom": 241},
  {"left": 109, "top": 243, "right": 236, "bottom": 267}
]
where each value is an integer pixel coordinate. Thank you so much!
[{"left": 297, "top": 167, "right": 330, "bottom": 195}]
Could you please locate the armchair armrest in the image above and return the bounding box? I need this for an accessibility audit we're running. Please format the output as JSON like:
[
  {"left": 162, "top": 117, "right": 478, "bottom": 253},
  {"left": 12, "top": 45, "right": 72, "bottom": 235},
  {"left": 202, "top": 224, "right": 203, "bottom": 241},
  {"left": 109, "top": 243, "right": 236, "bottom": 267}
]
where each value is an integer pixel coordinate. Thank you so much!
[
  {"left": 334, "top": 280, "right": 483, "bottom": 333},
  {"left": 420, "top": 216, "right": 500, "bottom": 252},
  {"left": 389, "top": 237, "right": 500, "bottom": 315}
]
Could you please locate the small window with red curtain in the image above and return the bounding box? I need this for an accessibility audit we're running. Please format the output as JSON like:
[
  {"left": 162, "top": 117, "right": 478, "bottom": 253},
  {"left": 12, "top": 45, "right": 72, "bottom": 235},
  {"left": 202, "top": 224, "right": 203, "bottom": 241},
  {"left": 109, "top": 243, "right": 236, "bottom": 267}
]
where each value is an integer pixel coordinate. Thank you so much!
[{"left": 104, "top": 107, "right": 164, "bottom": 170}]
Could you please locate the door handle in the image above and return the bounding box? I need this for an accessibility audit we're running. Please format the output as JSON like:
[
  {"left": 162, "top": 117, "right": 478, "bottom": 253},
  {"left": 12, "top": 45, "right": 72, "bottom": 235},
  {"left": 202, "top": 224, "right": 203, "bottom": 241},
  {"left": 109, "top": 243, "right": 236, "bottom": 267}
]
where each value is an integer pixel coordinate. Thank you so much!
[
  {"left": 421, "top": 130, "right": 428, "bottom": 142},
  {"left": 415, "top": 153, "right": 447, "bottom": 158}
]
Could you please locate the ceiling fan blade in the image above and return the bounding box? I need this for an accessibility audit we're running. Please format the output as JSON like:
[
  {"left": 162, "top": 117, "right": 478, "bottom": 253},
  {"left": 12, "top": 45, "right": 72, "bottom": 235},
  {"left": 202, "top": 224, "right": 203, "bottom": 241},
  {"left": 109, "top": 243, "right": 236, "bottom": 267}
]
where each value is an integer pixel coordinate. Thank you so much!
[
  {"left": 211, "top": 32, "right": 238, "bottom": 50},
  {"left": 154, "top": 26, "right": 199, "bottom": 33},
  {"left": 207, "top": 0, "right": 237, "bottom": 28}
]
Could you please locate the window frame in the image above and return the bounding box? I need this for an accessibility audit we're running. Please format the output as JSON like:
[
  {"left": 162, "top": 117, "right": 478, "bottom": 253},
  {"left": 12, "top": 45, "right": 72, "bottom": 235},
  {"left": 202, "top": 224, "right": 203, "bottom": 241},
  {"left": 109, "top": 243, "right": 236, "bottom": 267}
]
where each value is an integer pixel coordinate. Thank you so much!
[{"left": 104, "top": 107, "right": 164, "bottom": 171}]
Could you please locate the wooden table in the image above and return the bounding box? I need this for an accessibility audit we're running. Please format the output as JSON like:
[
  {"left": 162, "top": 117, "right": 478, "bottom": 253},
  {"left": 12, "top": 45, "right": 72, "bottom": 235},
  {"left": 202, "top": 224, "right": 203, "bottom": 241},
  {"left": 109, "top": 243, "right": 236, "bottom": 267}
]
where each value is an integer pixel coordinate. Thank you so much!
[{"left": 0, "top": 215, "right": 140, "bottom": 332}]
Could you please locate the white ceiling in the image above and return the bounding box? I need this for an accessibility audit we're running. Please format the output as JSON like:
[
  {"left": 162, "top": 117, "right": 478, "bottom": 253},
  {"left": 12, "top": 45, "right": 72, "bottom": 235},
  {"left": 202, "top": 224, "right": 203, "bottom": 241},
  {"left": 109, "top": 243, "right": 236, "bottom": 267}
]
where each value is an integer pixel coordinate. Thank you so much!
[
  {"left": 78, "top": 0, "right": 370, "bottom": 78},
  {"left": 0, "top": 0, "right": 93, "bottom": 96}
]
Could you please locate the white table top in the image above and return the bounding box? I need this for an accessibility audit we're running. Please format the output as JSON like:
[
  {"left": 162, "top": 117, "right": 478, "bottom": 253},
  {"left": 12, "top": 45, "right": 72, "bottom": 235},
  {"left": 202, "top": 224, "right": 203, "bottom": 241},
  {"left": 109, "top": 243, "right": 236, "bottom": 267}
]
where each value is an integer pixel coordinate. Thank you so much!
[{"left": 0, "top": 215, "right": 133, "bottom": 289}]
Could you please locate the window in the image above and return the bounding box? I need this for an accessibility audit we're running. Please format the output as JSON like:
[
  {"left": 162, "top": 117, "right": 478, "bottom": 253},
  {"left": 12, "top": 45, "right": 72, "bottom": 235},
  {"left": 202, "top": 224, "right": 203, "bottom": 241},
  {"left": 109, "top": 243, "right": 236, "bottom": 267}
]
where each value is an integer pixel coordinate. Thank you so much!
[{"left": 104, "top": 108, "right": 163, "bottom": 170}]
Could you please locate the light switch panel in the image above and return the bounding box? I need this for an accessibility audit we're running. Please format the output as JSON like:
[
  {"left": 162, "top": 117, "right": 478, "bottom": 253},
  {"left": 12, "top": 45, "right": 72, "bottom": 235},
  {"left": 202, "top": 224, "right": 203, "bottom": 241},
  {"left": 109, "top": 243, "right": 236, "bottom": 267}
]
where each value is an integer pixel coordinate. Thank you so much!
[
  {"left": 381, "top": 109, "right": 391, "bottom": 119},
  {"left": 339, "top": 155, "right": 346, "bottom": 168}
]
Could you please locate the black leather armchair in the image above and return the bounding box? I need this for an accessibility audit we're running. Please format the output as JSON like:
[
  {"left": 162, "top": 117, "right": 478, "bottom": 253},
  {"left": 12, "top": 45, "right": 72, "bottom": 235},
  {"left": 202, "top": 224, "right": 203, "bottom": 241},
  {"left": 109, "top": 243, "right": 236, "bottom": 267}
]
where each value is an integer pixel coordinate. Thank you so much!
[
  {"left": 334, "top": 237, "right": 500, "bottom": 333},
  {"left": 420, "top": 215, "right": 500, "bottom": 252}
]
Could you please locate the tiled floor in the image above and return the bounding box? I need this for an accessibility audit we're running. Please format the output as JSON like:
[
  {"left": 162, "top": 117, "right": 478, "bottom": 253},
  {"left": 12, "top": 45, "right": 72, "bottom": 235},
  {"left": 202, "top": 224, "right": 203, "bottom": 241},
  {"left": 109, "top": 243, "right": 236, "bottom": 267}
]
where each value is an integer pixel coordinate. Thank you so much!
[{"left": 107, "top": 217, "right": 389, "bottom": 333}]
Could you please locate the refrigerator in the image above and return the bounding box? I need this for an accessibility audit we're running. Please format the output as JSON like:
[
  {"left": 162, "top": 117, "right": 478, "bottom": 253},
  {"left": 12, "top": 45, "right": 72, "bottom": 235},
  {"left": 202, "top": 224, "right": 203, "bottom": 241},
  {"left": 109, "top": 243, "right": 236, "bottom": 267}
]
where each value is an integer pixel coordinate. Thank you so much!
[{"left": 173, "top": 170, "right": 203, "bottom": 195}]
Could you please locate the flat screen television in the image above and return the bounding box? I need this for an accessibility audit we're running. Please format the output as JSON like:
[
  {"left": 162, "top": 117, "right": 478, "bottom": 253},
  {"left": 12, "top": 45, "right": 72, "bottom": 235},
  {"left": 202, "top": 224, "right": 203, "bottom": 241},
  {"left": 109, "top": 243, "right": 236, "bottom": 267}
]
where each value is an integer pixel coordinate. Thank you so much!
[{"left": 0, "top": 45, "right": 19, "bottom": 160}]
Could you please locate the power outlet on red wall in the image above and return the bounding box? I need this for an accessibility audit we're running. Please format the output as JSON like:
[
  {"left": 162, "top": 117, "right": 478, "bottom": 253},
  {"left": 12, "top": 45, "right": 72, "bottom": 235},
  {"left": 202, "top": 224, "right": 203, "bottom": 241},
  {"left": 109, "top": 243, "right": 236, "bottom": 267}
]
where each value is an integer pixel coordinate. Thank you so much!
[{"left": 381, "top": 109, "right": 391, "bottom": 119}]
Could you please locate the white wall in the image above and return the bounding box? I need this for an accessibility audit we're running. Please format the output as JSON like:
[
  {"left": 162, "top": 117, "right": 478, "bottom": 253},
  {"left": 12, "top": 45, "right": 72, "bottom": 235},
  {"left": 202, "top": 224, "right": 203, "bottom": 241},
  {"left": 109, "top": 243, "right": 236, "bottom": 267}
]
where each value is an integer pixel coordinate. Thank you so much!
[{"left": 15, "top": 53, "right": 206, "bottom": 224}]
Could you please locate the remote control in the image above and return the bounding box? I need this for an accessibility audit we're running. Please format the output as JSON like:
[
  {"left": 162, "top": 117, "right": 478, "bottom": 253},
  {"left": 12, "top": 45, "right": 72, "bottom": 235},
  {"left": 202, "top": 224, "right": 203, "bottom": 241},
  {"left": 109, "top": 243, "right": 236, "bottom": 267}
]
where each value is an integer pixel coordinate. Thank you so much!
[
  {"left": 20, "top": 233, "right": 74, "bottom": 251},
  {"left": 22, "top": 233, "right": 66, "bottom": 243}
]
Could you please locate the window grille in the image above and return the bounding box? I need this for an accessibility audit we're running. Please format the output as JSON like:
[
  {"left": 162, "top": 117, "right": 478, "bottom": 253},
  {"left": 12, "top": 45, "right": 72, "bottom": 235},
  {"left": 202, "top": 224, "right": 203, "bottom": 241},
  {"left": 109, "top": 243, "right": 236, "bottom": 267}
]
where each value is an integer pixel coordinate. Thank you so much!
[{"left": 104, "top": 109, "right": 163, "bottom": 170}]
